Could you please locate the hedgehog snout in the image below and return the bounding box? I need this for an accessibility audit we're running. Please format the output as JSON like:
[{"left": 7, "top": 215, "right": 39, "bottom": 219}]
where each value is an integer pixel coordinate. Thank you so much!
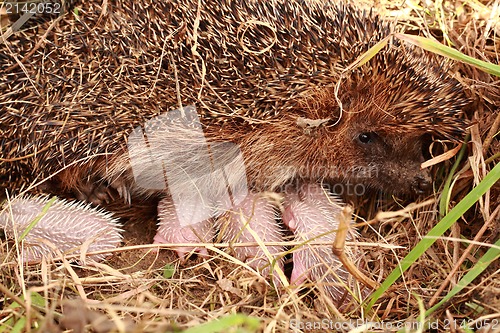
[{"left": 411, "top": 172, "right": 432, "bottom": 195}]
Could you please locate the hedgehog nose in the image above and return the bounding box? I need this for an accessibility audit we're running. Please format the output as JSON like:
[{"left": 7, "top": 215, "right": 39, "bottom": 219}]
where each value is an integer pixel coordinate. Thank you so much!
[{"left": 413, "top": 174, "right": 432, "bottom": 194}]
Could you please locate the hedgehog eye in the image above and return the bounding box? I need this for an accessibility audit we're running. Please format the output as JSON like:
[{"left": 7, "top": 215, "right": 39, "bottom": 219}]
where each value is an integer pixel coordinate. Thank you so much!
[{"left": 357, "top": 132, "right": 375, "bottom": 144}]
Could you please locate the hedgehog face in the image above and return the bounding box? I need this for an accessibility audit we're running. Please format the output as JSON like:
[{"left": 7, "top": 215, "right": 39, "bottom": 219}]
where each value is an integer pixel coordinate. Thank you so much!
[
  {"left": 237, "top": 114, "right": 433, "bottom": 196},
  {"left": 344, "top": 129, "right": 432, "bottom": 195},
  {"left": 244, "top": 88, "right": 438, "bottom": 195},
  {"left": 281, "top": 117, "right": 434, "bottom": 196},
  {"left": 330, "top": 101, "right": 434, "bottom": 195},
  {"left": 301, "top": 65, "right": 469, "bottom": 195}
]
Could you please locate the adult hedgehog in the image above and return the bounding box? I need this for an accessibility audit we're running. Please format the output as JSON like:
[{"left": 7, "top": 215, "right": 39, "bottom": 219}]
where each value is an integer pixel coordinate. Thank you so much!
[{"left": 0, "top": 0, "right": 469, "bottom": 304}]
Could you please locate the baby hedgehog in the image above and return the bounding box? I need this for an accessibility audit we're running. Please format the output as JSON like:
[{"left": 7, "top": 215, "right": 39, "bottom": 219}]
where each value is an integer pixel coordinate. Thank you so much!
[
  {"left": 0, "top": 195, "right": 122, "bottom": 262},
  {"left": 0, "top": 0, "right": 469, "bottom": 303}
]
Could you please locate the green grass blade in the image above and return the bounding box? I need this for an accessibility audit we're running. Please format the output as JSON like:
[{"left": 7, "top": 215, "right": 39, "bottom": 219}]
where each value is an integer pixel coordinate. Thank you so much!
[
  {"left": 0, "top": 292, "right": 45, "bottom": 332},
  {"left": 162, "top": 264, "right": 176, "bottom": 279},
  {"left": 19, "top": 196, "right": 57, "bottom": 240},
  {"left": 426, "top": 238, "right": 500, "bottom": 316},
  {"left": 395, "top": 33, "right": 500, "bottom": 77},
  {"left": 182, "top": 314, "right": 260, "bottom": 333},
  {"left": 439, "top": 140, "right": 468, "bottom": 216},
  {"left": 365, "top": 162, "right": 500, "bottom": 312},
  {"left": 347, "top": 36, "right": 390, "bottom": 70},
  {"left": 10, "top": 317, "right": 26, "bottom": 333}
]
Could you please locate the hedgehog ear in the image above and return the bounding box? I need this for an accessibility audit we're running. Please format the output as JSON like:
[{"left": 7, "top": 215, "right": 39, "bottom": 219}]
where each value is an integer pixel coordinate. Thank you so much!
[{"left": 299, "top": 85, "right": 344, "bottom": 121}]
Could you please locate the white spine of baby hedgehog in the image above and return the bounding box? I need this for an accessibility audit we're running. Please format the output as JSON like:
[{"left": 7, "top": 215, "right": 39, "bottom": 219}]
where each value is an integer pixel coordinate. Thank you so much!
[
  {"left": 0, "top": 195, "right": 122, "bottom": 262},
  {"left": 155, "top": 196, "right": 215, "bottom": 259},
  {"left": 283, "top": 184, "right": 362, "bottom": 303},
  {"left": 217, "top": 192, "right": 284, "bottom": 280}
]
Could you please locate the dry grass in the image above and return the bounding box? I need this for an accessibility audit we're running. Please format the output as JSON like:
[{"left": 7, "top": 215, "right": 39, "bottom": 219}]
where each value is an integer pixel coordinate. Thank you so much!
[{"left": 0, "top": 0, "right": 499, "bottom": 332}]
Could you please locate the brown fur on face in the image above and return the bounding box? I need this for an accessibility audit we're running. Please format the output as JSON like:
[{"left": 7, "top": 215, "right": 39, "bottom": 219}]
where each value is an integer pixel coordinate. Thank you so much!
[{"left": 226, "top": 115, "right": 432, "bottom": 195}]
